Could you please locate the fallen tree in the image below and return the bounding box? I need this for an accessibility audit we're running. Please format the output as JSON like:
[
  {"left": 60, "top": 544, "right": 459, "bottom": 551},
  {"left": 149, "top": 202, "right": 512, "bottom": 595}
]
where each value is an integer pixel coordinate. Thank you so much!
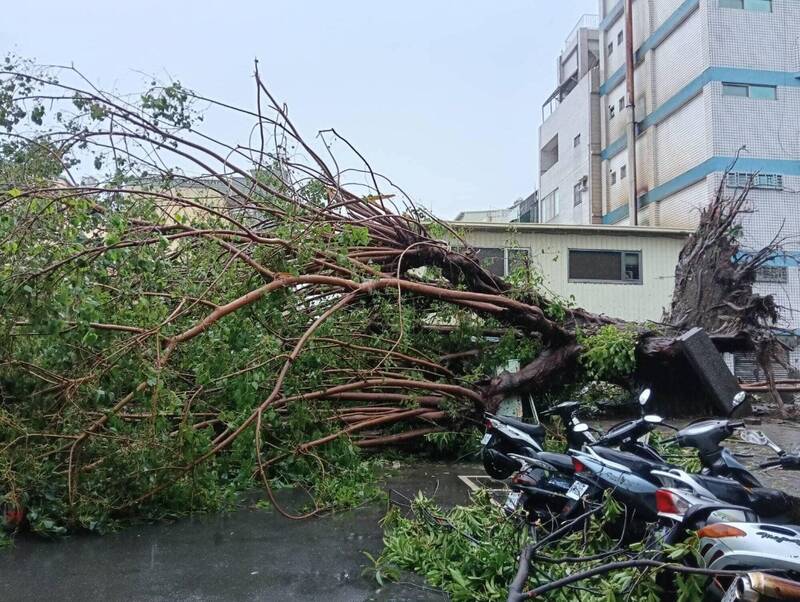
[{"left": 0, "top": 59, "right": 787, "bottom": 531}]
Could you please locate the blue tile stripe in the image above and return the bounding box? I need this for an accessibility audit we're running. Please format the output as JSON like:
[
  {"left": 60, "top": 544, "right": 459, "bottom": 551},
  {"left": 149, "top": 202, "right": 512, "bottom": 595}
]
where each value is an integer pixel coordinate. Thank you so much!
[
  {"left": 599, "top": 0, "right": 625, "bottom": 31},
  {"left": 601, "top": 67, "right": 800, "bottom": 160},
  {"left": 602, "top": 156, "right": 800, "bottom": 224},
  {"left": 737, "top": 251, "right": 800, "bottom": 268},
  {"left": 635, "top": 0, "right": 699, "bottom": 62},
  {"left": 601, "top": 135, "right": 627, "bottom": 161},
  {"left": 599, "top": 65, "right": 625, "bottom": 96},
  {"left": 599, "top": 0, "right": 699, "bottom": 92}
]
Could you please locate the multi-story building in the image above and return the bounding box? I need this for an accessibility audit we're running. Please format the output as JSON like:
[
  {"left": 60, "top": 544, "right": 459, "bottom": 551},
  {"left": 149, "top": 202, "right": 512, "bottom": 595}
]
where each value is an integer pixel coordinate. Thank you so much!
[
  {"left": 538, "top": 15, "right": 603, "bottom": 226},
  {"left": 453, "top": 190, "right": 539, "bottom": 223},
  {"left": 537, "top": 0, "right": 800, "bottom": 373}
]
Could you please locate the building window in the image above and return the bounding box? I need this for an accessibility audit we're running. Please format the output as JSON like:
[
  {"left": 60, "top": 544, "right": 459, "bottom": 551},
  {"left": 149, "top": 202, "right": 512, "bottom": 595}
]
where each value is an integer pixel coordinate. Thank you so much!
[
  {"left": 726, "top": 172, "right": 783, "bottom": 190},
  {"left": 540, "top": 134, "right": 559, "bottom": 174},
  {"left": 541, "top": 189, "right": 560, "bottom": 222},
  {"left": 573, "top": 134, "right": 581, "bottom": 148},
  {"left": 609, "top": 104, "right": 615, "bottom": 119},
  {"left": 720, "top": 0, "right": 772, "bottom": 12},
  {"left": 471, "top": 248, "right": 531, "bottom": 277},
  {"left": 608, "top": 42, "right": 614, "bottom": 56},
  {"left": 574, "top": 181, "right": 583, "bottom": 206},
  {"left": 568, "top": 250, "right": 642, "bottom": 284},
  {"left": 755, "top": 266, "right": 788, "bottom": 283},
  {"left": 618, "top": 97, "right": 625, "bottom": 112},
  {"left": 722, "top": 83, "right": 777, "bottom": 99},
  {"left": 620, "top": 165, "right": 627, "bottom": 179},
  {"left": 617, "top": 31, "right": 623, "bottom": 45},
  {"left": 610, "top": 170, "right": 617, "bottom": 185}
]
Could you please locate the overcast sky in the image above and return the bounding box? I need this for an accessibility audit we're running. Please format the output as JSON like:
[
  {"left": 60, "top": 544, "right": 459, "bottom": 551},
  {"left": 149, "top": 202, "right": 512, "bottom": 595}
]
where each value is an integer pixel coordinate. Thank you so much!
[{"left": 3, "top": 1, "right": 597, "bottom": 219}]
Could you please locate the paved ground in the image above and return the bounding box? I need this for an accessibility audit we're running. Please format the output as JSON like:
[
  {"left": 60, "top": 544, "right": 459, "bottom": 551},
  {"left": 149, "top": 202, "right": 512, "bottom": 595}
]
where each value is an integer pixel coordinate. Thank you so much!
[
  {"left": 1, "top": 420, "right": 797, "bottom": 602},
  {"left": 0, "top": 462, "right": 471, "bottom": 602}
]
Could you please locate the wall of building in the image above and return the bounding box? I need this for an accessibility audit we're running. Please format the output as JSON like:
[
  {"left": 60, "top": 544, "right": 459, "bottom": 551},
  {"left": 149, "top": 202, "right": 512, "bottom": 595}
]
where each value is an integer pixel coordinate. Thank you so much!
[
  {"left": 539, "top": 72, "right": 598, "bottom": 225},
  {"left": 447, "top": 223, "right": 688, "bottom": 321}
]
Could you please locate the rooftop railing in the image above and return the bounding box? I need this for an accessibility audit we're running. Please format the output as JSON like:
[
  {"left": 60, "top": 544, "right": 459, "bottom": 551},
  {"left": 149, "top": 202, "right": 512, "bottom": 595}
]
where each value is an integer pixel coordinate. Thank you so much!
[{"left": 563, "top": 14, "right": 599, "bottom": 54}]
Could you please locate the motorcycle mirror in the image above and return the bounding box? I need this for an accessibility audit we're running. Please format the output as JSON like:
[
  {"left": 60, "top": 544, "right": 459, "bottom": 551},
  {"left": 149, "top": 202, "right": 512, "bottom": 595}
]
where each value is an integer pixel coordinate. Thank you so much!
[
  {"left": 573, "top": 423, "right": 590, "bottom": 433},
  {"left": 732, "top": 391, "right": 746, "bottom": 406},
  {"left": 638, "top": 389, "right": 651, "bottom": 406},
  {"left": 739, "top": 429, "right": 769, "bottom": 446},
  {"left": 644, "top": 414, "right": 663, "bottom": 424}
]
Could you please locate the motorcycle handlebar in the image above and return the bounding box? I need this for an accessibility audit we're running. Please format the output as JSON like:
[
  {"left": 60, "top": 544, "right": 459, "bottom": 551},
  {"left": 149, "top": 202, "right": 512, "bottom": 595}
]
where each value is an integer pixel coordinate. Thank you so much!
[{"left": 760, "top": 454, "right": 800, "bottom": 470}]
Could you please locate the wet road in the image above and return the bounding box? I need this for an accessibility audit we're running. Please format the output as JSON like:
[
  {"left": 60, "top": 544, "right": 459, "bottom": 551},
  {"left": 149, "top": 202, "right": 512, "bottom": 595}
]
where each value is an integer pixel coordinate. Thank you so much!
[
  {"left": 0, "top": 462, "right": 471, "bottom": 602},
  {"left": 1, "top": 420, "right": 797, "bottom": 601}
]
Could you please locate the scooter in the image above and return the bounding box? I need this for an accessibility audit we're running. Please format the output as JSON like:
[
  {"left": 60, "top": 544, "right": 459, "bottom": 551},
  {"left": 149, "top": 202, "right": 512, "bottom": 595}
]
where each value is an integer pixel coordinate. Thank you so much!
[
  {"left": 482, "top": 413, "right": 547, "bottom": 479},
  {"left": 650, "top": 439, "right": 799, "bottom": 524},
  {"left": 653, "top": 453, "right": 800, "bottom": 601},
  {"left": 482, "top": 389, "right": 653, "bottom": 480}
]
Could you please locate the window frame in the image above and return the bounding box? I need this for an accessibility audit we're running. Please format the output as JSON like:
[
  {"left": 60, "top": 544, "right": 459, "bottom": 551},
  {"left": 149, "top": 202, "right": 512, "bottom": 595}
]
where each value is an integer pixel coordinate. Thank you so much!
[
  {"left": 573, "top": 181, "right": 583, "bottom": 206},
  {"left": 607, "top": 42, "right": 614, "bottom": 56},
  {"left": 720, "top": 0, "right": 772, "bottom": 12},
  {"left": 726, "top": 171, "right": 783, "bottom": 190},
  {"left": 465, "top": 247, "right": 530, "bottom": 278},
  {"left": 573, "top": 133, "right": 581, "bottom": 148},
  {"left": 620, "top": 165, "right": 627, "bottom": 180},
  {"left": 610, "top": 170, "right": 617, "bottom": 185},
  {"left": 722, "top": 82, "right": 777, "bottom": 100},
  {"left": 617, "top": 31, "right": 624, "bottom": 45},
  {"left": 568, "top": 249, "right": 643, "bottom": 285},
  {"left": 541, "top": 188, "right": 560, "bottom": 222},
  {"left": 618, "top": 97, "right": 625, "bottom": 112},
  {"left": 609, "top": 104, "right": 616, "bottom": 119}
]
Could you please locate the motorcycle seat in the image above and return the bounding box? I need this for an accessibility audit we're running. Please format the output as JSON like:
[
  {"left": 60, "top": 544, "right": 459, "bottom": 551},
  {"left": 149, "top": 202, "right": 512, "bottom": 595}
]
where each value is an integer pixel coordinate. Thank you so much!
[
  {"left": 494, "top": 416, "right": 546, "bottom": 440},
  {"left": 690, "top": 474, "right": 793, "bottom": 518},
  {"left": 592, "top": 446, "right": 668, "bottom": 477},
  {"left": 537, "top": 451, "right": 575, "bottom": 474},
  {"left": 542, "top": 401, "right": 581, "bottom": 415}
]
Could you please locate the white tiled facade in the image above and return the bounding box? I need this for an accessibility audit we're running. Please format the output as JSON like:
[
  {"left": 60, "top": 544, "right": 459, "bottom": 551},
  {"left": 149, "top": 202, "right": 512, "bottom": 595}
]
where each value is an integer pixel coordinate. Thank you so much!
[{"left": 540, "top": 0, "right": 800, "bottom": 363}]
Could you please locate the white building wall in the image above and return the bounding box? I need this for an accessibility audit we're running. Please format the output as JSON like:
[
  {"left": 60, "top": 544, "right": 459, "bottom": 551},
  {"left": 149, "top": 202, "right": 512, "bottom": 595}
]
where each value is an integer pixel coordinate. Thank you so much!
[
  {"left": 708, "top": 1, "right": 800, "bottom": 71},
  {"left": 650, "top": 9, "right": 706, "bottom": 106},
  {"left": 653, "top": 92, "right": 708, "bottom": 185},
  {"left": 539, "top": 67, "right": 599, "bottom": 225},
  {"left": 448, "top": 223, "right": 688, "bottom": 322}
]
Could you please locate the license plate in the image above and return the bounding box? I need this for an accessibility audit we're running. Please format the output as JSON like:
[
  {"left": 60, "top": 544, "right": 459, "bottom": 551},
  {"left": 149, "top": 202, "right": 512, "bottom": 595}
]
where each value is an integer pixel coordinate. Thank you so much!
[
  {"left": 504, "top": 491, "right": 521, "bottom": 512},
  {"left": 721, "top": 579, "right": 738, "bottom": 602},
  {"left": 565, "top": 481, "right": 589, "bottom": 500},
  {"left": 480, "top": 433, "right": 492, "bottom": 445}
]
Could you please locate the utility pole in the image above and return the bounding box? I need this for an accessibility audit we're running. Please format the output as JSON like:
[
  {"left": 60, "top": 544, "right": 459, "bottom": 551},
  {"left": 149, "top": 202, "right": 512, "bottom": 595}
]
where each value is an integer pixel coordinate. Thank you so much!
[{"left": 625, "top": 0, "right": 639, "bottom": 226}]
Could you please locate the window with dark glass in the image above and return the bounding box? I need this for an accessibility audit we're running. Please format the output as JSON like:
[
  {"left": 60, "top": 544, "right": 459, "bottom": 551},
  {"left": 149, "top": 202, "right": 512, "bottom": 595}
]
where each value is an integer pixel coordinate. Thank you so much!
[
  {"left": 472, "top": 248, "right": 530, "bottom": 277},
  {"left": 475, "top": 247, "right": 505, "bottom": 277},
  {"left": 755, "top": 266, "right": 787, "bottom": 283},
  {"left": 568, "top": 250, "right": 642, "bottom": 283},
  {"left": 507, "top": 249, "right": 530, "bottom": 275}
]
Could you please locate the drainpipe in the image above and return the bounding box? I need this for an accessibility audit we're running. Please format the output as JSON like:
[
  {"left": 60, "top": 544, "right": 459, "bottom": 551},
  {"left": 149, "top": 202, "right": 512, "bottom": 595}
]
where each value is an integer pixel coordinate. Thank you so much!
[{"left": 625, "top": 0, "right": 639, "bottom": 225}]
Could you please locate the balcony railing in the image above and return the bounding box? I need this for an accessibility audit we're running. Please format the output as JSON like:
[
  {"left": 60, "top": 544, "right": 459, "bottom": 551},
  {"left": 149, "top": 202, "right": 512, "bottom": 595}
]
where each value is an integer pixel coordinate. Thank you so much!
[{"left": 563, "top": 14, "right": 599, "bottom": 54}]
